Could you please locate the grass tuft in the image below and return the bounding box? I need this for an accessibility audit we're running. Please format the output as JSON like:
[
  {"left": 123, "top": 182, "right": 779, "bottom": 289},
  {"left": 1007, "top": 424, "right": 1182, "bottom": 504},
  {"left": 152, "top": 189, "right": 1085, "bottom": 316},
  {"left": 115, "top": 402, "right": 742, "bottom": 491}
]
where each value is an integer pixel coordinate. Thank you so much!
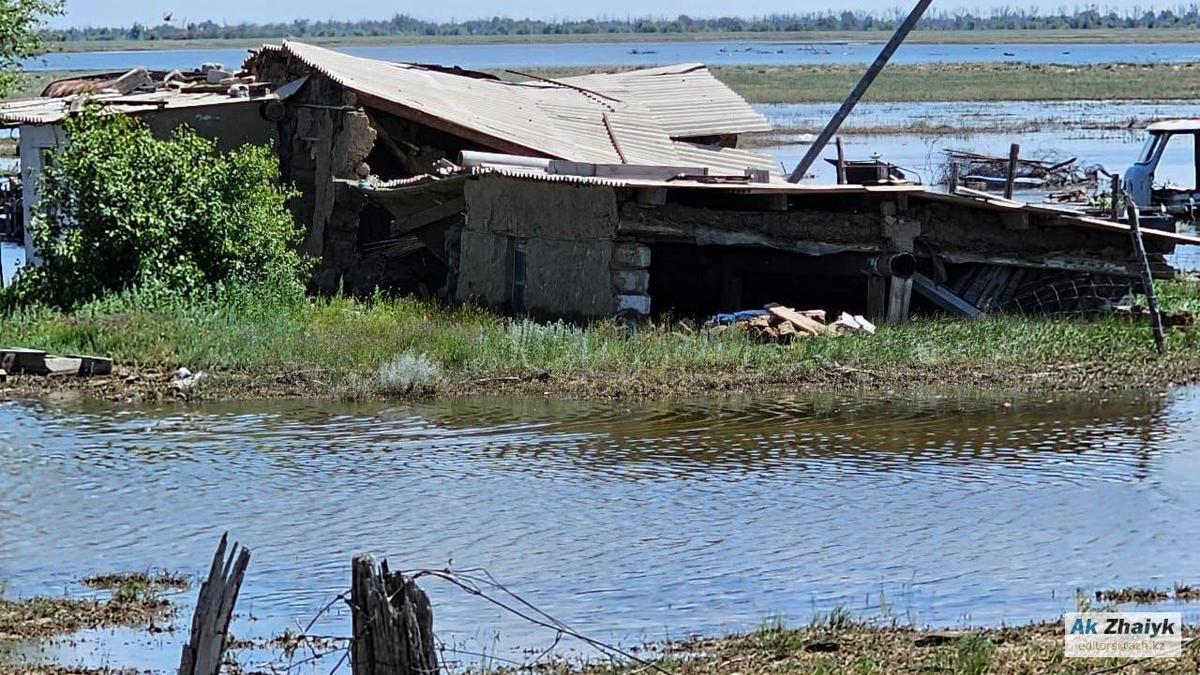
[{"left": 377, "top": 352, "right": 443, "bottom": 397}]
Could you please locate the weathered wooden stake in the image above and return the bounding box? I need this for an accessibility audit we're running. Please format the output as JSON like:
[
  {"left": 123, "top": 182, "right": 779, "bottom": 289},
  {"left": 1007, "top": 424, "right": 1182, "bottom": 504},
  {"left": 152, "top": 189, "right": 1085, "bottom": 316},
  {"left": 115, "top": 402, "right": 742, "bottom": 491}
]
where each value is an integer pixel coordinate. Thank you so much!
[
  {"left": 351, "top": 555, "right": 438, "bottom": 675},
  {"left": 886, "top": 275, "right": 913, "bottom": 324},
  {"left": 835, "top": 137, "right": 847, "bottom": 185},
  {"left": 179, "top": 533, "right": 251, "bottom": 675},
  {"left": 948, "top": 160, "right": 959, "bottom": 194},
  {"left": 1004, "top": 143, "right": 1021, "bottom": 200},
  {"left": 1111, "top": 174, "right": 1122, "bottom": 222},
  {"left": 1124, "top": 199, "right": 1167, "bottom": 355},
  {"left": 867, "top": 276, "right": 887, "bottom": 322}
]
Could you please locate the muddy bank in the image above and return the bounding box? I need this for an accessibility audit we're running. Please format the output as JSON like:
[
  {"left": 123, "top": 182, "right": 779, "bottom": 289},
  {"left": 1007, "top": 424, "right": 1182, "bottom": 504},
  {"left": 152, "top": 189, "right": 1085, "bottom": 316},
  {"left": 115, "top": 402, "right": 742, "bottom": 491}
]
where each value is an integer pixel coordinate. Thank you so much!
[
  {"left": 517, "top": 621, "right": 1200, "bottom": 674},
  {"left": 2, "top": 355, "right": 1199, "bottom": 405}
]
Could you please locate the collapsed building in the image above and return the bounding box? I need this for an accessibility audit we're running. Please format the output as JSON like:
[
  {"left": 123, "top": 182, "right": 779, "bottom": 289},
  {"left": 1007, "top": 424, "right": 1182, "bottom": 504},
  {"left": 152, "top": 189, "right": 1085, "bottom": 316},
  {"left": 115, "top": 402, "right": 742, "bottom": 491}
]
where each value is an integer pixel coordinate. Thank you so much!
[{"left": 4, "top": 41, "right": 1199, "bottom": 322}]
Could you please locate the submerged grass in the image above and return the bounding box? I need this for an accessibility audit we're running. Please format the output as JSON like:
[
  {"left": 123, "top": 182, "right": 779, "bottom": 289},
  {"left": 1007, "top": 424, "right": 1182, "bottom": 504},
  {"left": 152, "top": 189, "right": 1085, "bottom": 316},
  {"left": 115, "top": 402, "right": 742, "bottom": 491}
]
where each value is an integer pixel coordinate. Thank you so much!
[{"left": 3, "top": 279, "right": 1200, "bottom": 401}]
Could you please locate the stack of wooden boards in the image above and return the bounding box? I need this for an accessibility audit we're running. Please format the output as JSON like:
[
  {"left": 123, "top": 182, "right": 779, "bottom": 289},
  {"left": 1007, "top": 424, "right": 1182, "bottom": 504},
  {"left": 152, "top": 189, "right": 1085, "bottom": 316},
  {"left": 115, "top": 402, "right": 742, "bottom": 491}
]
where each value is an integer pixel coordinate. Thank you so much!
[
  {"left": 716, "top": 305, "right": 876, "bottom": 344},
  {"left": 0, "top": 347, "right": 112, "bottom": 378}
]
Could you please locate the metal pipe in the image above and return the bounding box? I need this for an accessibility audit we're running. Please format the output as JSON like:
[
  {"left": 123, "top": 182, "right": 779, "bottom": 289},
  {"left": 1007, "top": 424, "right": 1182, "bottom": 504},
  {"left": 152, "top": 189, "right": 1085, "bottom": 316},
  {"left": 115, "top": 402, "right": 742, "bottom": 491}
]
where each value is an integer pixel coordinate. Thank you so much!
[
  {"left": 458, "top": 151, "right": 552, "bottom": 170},
  {"left": 787, "top": 0, "right": 934, "bottom": 183},
  {"left": 797, "top": 252, "right": 916, "bottom": 279}
]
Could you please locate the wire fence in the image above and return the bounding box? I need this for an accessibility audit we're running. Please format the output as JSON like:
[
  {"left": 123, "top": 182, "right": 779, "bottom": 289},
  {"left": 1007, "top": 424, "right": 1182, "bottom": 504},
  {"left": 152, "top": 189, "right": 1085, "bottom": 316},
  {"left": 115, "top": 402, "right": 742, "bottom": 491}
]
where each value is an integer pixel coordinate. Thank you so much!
[{"left": 243, "top": 565, "right": 670, "bottom": 675}]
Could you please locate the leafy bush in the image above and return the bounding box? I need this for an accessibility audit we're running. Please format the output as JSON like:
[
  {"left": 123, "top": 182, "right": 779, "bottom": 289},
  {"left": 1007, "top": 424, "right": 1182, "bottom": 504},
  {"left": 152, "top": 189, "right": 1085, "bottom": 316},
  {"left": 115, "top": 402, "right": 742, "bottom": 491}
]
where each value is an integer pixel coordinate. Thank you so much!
[{"left": 10, "top": 105, "right": 307, "bottom": 308}]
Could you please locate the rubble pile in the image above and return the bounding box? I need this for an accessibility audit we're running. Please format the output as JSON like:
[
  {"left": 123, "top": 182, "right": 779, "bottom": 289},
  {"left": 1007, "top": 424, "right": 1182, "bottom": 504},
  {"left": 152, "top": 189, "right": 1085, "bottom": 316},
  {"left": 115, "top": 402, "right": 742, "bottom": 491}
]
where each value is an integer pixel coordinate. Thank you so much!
[{"left": 709, "top": 304, "right": 877, "bottom": 344}]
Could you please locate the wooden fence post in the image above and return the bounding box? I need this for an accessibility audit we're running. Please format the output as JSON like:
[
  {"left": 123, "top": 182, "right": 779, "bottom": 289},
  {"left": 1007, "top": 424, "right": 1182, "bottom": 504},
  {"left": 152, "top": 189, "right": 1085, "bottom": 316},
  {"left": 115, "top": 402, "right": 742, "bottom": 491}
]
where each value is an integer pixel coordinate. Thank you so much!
[
  {"left": 351, "top": 554, "right": 438, "bottom": 675},
  {"left": 1111, "top": 174, "right": 1122, "bottom": 222},
  {"left": 1004, "top": 143, "right": 1020, "bottom": 199},
  {"left": 835, "top": 137, "right": 847, "bottom": 185},
  {"left": 179, "top": 533, "right": 251, "bottom": 675}
]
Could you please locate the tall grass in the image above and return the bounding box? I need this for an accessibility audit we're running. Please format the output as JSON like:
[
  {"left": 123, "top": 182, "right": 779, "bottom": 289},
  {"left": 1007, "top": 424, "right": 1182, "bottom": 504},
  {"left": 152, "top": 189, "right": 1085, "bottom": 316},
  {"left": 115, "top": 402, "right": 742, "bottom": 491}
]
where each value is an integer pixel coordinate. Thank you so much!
[{"left": 2, "top": 280, "right": 1198, "bottom": 393}]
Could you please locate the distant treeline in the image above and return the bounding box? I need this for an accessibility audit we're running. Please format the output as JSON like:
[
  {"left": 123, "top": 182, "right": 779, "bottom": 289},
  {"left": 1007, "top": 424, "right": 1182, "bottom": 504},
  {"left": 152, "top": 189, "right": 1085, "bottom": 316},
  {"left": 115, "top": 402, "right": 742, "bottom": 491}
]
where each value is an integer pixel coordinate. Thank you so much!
[{"left": 47, "top": 7, "right": 1200, "bottom": 42}]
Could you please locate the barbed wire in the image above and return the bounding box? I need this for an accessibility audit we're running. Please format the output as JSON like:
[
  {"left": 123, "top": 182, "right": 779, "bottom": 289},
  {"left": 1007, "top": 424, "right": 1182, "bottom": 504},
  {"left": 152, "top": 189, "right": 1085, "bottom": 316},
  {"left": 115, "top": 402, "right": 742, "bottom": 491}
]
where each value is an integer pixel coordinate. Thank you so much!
[{"left": 241, "top": 564, "right": 672, "bottom": 675}]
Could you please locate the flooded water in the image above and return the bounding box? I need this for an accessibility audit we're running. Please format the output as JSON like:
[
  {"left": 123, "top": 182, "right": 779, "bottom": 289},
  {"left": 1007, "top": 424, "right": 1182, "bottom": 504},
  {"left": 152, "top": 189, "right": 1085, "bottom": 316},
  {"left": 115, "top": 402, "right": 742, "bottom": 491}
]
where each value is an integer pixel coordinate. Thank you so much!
[
  {"left": 25, "top": 40, "right": 1200, "bottom": 72},
  {"left": 760, "top": 99, "right": 1200, "bottom": 271},
  {"left": 5, "top": 388, "right": 1200, "bottom": 671},
  {"left": 761, "top": 99, "right": 1200, "bottom": 185}
]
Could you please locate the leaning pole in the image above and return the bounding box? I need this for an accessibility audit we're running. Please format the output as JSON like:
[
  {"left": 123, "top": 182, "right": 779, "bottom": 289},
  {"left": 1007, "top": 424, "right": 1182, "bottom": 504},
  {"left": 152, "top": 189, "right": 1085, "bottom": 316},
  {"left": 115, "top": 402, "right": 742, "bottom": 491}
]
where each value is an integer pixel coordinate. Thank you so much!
[{"left": 787, "top": 0, "right": 935, "bottom": 183}]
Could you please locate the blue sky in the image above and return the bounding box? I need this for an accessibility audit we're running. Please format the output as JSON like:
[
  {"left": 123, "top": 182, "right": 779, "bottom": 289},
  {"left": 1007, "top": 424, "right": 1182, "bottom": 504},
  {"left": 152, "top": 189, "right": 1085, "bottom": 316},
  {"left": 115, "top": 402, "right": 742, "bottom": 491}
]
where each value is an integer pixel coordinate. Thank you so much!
[{"left": 54, "top": 2, "right": 1163, "bottom": 28}]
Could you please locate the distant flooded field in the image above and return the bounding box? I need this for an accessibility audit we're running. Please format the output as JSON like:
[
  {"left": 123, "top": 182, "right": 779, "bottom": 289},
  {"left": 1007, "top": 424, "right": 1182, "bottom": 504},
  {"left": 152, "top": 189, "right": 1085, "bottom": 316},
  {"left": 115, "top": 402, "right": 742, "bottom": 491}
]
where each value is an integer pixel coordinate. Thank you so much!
[
  {"left": 4, "top": 388, "right": 1200, "bottom": 671},
  {"left": 24, "top": 40, "right": 1200, "bottom": 72}
]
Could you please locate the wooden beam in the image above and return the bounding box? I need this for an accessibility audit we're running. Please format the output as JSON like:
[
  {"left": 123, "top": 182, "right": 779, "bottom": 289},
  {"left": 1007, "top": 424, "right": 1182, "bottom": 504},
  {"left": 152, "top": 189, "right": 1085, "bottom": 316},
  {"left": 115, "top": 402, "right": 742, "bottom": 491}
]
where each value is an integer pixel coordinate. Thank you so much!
[
  {"left": 365, "top": 110, "right": 420, "bottom": 175},
  {"left": 912, "top": 272, "right": 982, "bottom": 318},
  {"left": 886, "top": 275, "right": 913, "bottom": 324},
  {"left": 867, "top": 276, "right": 887, "bottom": 322},
  {"left": 388, "top": 198, "right": 465, "bottom": 236}
]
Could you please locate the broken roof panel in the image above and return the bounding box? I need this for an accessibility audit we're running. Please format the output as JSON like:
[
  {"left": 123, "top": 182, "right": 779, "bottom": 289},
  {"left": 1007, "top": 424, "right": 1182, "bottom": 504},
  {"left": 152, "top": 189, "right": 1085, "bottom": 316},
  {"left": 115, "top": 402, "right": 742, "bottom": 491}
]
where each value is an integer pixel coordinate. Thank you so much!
[
  {"left": 0, "top": 90, "right": 274, "bottom": 127},
  {"left": 557, "top": 64, "right": 773, "bottom": 139},
  {"left": 272, "top": 41, "right": 776, "bottom": 177}
]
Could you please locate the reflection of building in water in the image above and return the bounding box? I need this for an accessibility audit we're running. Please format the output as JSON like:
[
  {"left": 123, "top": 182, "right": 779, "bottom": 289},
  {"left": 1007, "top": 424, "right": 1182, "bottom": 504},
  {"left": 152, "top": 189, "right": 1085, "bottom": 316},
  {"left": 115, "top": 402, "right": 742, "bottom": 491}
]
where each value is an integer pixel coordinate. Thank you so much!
[{"left": 409, "top": 391, "right": 1175, "bottom": 481}]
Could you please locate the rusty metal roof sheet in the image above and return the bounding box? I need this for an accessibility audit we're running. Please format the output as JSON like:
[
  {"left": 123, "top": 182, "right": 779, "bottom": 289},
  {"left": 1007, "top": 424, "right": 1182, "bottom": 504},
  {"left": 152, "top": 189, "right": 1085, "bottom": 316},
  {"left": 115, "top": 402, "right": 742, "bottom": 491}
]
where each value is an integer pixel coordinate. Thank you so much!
[
  {"left": 0, "top": 90, "right": 273, "bottom": 126},
  {"left": 275, "top": 41, "right": 776, "bottom": 177}
]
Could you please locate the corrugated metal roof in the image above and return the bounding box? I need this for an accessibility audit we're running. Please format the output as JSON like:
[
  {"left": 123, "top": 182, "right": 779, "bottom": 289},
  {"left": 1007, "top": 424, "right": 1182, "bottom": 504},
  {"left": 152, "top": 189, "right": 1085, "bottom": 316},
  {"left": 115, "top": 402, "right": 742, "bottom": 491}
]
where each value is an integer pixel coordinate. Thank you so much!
[
  {"left": 0, "top": 90, "right": 273, "bottom": 126},
  {"left": 275, "top": 41, "right": 776, "bottom": 177},
  {"left": 557, "top": 64, "right": 772, "bottom": 138}
]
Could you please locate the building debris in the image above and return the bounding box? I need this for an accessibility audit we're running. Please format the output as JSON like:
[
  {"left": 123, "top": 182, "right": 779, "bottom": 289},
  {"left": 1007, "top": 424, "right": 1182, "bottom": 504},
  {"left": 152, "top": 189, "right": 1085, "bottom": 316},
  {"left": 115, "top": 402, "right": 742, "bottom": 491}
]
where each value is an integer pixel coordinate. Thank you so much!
[
  {"left": 945, "top": 148, "right": 1082, "bottom": 190},
  {"left": 0, "top": 347, "right": 112, "bottom": 377},
  {"left": 710, "top": 304, "right": 875, "bottom": 343},
  {"left": 2, "top": 41, "right": 1197, "bottom": 328}
]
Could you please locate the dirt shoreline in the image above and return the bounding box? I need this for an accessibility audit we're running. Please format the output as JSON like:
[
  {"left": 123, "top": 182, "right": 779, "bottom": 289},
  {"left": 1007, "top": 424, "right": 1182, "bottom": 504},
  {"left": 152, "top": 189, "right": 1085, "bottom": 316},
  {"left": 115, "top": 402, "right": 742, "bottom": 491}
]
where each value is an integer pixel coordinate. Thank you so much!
[
  {"left": 2, "top": 356, "right": 1197, "bottom": 406},
  {"left": 518, "top": 621, "right": 1200, "bottom": 674}
]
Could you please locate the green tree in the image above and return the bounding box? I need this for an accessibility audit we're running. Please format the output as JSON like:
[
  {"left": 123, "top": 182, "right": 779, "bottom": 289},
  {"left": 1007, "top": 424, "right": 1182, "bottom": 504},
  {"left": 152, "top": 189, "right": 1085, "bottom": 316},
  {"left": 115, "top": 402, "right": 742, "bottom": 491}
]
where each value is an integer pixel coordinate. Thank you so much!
[
  {"left": 14, "top": 106, "right": 308, "bottom": 308},
  {"left": 0, "top": 0, "right": 63, "bottom": 97}
]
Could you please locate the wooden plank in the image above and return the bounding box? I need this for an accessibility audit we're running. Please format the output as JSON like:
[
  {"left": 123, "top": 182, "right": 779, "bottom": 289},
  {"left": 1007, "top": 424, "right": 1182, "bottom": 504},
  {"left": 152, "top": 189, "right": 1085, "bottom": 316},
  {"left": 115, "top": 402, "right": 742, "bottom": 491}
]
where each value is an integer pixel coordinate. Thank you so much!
[
  {"left": 886, "top": 276, "right": 913, "bottom": 324},
  {"left": 867, "top": 276, "right": 887, "bottom": 322},
  {"left": 996, "top": 267, "right": 1028, "bottom": 308},
  {"left": 976, "top": 267, "right": 1014, "bottom": 310},
  {"left": 948, "top": 266, "right": 977, "bottom": 295},
  {"left": 835, "top": 137, "right": 847, "bottom": 184},
  {"left": 912, "top": 273, "right": 981, "bottom": 317},
  {"left": 73, "top": 355, "right": 114, "bottom": 376},
  {"left": 0, "top": 348, "right": 47, "bottom": 375},
  {"left": 767, "top": 305, "right": 828, "bottom": 336},
  {"left": 962, "top": 265, "right": 1000, "bottom": 305},
  {"left": 390, "top": 198, "right": 465, "bottom": 236},
  {"left": 43, "top": 356, "right": 82, "bottom": 377}
]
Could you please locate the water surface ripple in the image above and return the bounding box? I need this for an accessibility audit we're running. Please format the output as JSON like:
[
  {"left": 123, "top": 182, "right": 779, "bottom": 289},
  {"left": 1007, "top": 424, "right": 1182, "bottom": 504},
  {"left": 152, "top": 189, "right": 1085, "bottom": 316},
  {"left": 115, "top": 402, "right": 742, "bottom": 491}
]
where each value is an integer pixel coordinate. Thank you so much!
[{"left": 2, "top": 389, "right": 1200, "bottom": 670}]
